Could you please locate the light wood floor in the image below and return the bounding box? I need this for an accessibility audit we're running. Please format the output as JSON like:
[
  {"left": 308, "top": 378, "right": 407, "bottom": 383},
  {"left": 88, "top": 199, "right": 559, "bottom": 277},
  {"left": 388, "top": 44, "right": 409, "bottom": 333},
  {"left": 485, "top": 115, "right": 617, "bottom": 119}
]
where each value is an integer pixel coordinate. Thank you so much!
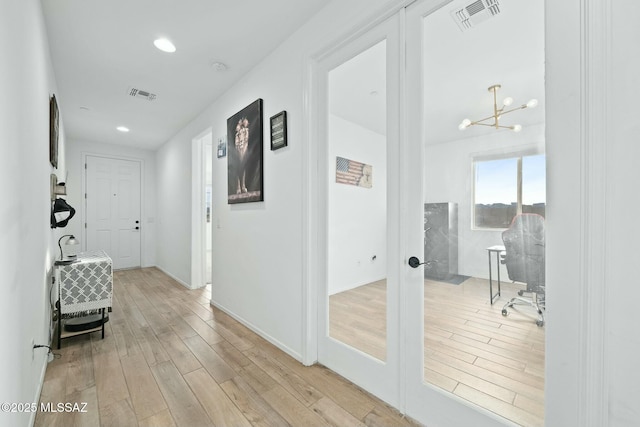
[
  {"left": 330, "top": 279, "right": 387, "bottom": 361},
  {"left": 35, "top": 268, "right": 419, "bottom": 427},
  {"left": 330, "top": 277, "right": 545, "bottom": 427}
]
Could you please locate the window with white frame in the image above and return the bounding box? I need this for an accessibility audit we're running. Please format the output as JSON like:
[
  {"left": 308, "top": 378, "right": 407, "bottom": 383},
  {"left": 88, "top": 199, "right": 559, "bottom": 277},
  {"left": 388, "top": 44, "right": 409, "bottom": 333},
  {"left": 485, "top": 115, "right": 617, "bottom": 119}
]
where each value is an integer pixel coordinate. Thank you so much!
[{"left": 473, "top": 153, "right": 546, "bottom": 228}]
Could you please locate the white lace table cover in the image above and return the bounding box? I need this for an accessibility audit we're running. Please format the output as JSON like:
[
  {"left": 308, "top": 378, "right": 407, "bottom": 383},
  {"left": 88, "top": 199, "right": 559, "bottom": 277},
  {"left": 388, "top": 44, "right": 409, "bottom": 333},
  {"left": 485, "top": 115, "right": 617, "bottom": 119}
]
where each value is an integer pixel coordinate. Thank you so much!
[{"left": 58, "top": 250, "right": 113, "bottom": 315}]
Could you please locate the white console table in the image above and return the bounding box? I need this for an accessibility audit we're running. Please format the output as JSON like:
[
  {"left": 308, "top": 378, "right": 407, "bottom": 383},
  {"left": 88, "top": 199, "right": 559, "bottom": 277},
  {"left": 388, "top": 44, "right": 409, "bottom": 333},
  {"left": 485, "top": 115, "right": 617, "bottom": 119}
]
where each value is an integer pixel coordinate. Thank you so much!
[{"left": 56, "top": 250, "right": 112, "bottom": 348}]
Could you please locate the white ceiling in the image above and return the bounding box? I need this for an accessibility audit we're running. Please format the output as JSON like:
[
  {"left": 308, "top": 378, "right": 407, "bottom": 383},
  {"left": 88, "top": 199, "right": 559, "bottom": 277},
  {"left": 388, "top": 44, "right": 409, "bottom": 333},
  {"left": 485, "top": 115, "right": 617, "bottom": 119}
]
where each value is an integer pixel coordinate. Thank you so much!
[
  {"left": 329, "top": 0, "right": 545, "bottom": 144},
  {"left": 42, "top": 0, "right": 544, "bottom": 151},
  {"left": 41, "top": 0, "right": 328, "bottom": 150}
]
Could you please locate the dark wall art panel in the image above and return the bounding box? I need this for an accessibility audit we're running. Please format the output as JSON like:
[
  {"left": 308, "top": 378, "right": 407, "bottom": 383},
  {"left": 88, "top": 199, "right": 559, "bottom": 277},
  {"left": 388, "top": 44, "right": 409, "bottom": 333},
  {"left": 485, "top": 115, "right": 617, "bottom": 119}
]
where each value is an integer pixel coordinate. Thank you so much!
[{"left": 227, "top": 99, "right": 263, "bottom": 204}]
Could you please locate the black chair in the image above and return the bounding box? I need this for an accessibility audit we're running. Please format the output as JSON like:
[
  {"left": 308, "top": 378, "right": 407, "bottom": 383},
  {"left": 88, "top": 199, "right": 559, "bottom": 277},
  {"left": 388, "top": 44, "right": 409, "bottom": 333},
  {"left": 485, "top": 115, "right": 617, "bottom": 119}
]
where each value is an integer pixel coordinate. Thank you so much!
[{"left": 500, "top": 213, "right": 545, "bottom": 326}]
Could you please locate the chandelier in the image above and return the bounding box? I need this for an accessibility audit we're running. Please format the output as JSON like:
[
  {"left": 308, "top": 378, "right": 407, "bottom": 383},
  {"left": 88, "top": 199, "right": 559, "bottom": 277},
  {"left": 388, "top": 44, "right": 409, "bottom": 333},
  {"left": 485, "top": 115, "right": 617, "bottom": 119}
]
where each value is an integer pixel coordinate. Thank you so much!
[{"left": 458, "top": 84, "right": 538, "bottom": 133}]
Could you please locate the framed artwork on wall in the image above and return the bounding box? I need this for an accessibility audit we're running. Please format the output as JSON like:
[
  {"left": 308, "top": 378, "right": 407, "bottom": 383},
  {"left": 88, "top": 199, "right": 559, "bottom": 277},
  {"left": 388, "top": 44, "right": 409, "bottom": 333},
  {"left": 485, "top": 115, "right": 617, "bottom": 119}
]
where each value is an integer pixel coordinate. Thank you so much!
[
  {"left": 217, "top": 136, "right": 227, "bottom": 158},
  {"left": 270, "top": 110, "right": 287, "bottom": 150},
  {"left": 50, "top": 94, "right": 59, "bottom": 169},
  {"left": 227, "top": 98, "right": 264, "bottom": 204}
]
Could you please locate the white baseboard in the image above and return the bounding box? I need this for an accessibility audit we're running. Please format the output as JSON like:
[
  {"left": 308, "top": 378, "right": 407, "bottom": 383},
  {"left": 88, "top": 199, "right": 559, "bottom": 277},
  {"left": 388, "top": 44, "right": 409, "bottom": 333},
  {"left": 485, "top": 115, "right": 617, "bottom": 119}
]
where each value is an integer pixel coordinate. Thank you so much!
[
  {"left": 210, "top": 299, "right": 303, "bottom": 363},
  {"left": 154, "top": 265, "right": 192, "bottom": 289},
  {"left": 29, "top": 356, "right": 48, "bottom": 427}
]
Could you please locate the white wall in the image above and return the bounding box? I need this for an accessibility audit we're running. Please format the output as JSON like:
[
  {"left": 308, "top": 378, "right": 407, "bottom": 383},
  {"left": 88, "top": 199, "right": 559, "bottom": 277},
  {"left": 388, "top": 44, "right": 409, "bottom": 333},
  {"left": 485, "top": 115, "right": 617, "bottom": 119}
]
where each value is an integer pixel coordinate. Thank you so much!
[
  {"left": 0, "top": 1, "right": 64, "bottom": 425},
  {"left": 156, "top": 130, "right": 193, "bottom": 286},
  {"left": 424, "top": 124, "right": 544, "bottom": 279},
  {"left": 153, "top": 0, "right": 640, "bottom": 425},
  {"left": 155, "top": 0, "right": 395, "bottom": 359},
  {"left": 64, "top": 139, "right": 157, "bottom": 267},
  {"left": 328, "top": 115, "right": 386, "bottom": 295}
]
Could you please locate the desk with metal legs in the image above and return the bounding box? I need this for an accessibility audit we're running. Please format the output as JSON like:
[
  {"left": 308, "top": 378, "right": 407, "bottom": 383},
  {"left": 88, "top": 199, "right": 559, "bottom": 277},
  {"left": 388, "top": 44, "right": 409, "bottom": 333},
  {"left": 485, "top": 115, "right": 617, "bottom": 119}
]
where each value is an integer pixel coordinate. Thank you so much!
[{"left": 487, "top": 245, "right": 506, "bottom": 304}]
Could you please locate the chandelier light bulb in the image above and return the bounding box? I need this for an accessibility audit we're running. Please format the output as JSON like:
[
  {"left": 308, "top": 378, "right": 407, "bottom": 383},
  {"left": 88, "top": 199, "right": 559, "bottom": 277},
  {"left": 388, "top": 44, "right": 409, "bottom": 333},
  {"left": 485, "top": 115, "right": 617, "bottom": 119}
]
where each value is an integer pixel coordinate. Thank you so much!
[
  {"left": 459, "top": 84, "right": 536, "bottom": 132},
  {"left": 459, "top": 118, "right": 471, "bottom": 130}
]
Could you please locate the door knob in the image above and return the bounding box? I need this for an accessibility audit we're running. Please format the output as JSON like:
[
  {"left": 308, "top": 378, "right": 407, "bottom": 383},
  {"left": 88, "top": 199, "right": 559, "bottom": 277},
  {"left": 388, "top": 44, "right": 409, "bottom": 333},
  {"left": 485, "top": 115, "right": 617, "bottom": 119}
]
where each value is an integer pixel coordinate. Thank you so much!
[
  {"left": 135, "top": 226, "right": 140, "bottom": 230},
  {"left": 408, "top": 256, "right": 425, "bottom": 268}
]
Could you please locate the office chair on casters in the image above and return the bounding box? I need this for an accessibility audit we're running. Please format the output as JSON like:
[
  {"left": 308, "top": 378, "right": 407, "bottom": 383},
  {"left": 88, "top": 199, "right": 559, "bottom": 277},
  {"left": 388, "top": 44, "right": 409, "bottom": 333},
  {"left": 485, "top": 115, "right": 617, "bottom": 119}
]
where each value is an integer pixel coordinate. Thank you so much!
[{"left": 500, "top": 213, "right": 545, "bottom": 327}]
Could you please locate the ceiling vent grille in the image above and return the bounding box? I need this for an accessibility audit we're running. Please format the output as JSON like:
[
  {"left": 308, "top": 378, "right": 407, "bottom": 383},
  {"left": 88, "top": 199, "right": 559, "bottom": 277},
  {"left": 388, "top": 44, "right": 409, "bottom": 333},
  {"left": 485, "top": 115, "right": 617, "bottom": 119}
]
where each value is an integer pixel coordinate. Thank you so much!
[
  {"left": 450, "top": 0, "right": 500, "bottom": 31},
  {"left": 128, "top": 87, "right": 157, "bottom": 101}
]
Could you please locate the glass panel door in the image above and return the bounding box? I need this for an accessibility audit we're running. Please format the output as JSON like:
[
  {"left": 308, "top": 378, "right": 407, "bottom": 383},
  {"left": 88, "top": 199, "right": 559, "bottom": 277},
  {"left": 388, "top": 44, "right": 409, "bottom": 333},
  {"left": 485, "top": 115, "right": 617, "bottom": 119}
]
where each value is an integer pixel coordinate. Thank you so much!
[
  {"left": 328, "top": 39, "right": 388, "bottom": 362},
  {"left": 316, "top": 14, "right": 401, "bottom": 406},
  {"left": 404, "top": 1, "right": 546, "bottom": 426}
]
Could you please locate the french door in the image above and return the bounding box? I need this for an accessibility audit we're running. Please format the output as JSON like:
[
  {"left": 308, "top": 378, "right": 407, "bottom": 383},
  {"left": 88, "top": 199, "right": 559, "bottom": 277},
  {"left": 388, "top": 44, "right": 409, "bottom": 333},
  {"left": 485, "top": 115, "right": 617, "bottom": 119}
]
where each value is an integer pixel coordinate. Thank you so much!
[
  {"left": 315, "top": 13, "right": 401, "bottom": 406},
  {"left": 315, "top": 1, "right": 544, "bottom": 426}
]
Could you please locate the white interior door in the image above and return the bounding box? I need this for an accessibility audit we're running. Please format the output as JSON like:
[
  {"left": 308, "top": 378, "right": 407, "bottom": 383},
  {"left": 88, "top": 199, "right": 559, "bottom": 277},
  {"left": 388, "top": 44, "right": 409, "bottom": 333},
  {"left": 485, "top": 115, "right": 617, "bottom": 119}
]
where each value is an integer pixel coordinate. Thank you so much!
[
  {"left": 403, "top": 1, "right": 546, "bottom": 426},
  {"left": 316, "top": 14, "right": 401, "bottom": 406},
  {"left": 86, "top": 156, "right": 141, "bottom": 270}
]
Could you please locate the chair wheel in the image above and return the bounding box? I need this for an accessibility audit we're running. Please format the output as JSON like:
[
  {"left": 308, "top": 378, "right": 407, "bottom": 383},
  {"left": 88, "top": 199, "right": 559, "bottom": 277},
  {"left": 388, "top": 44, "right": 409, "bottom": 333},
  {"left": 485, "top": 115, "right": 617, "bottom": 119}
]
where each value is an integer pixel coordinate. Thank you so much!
[
  {"left": 502, "top": 309, "right": 508, "bottom": 316},
  {"left": 536, "top": 320, "right": 544, "bottom": 327}
]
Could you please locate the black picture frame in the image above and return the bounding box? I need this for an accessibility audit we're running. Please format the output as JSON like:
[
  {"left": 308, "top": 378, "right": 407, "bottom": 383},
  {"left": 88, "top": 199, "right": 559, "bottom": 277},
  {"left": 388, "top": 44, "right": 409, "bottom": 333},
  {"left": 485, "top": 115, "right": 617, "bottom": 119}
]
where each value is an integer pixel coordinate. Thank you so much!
[
  {"left": 217, "top": 136, "right": 227, "bottom": 158},
  {"left": 270, "top": 110, "right": 287, "bottom": 151},
  {"left": 227, "top": 99, "right": 263, "bottom": 204},
  {"left": 50, "top": 94, "right": 59, "bottom": 169}
]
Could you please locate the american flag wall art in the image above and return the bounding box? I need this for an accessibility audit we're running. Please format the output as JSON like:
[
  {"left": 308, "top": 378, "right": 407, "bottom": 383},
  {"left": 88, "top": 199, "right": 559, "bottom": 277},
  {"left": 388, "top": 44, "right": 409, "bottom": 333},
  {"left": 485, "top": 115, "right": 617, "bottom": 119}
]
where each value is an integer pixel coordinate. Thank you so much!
[{"left": 335, "top": 156, "right": 372, "bottom": 188}]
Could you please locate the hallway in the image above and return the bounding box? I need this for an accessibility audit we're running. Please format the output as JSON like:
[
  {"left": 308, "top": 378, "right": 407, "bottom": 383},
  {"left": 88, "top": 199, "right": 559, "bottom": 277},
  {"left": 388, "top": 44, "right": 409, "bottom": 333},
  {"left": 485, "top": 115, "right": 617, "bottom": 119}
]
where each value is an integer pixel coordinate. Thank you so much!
[{"left": 36, "top": 268, "right": 419, "bottom": 427}]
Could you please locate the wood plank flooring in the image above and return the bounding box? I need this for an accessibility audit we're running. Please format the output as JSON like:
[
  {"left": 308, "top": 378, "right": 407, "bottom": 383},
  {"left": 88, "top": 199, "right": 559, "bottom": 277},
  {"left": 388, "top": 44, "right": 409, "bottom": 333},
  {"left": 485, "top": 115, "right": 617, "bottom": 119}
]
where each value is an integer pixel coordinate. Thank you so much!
[
  {"left": 329, "top": 277, "right": 545, "bottom": 427},
  {"left": 35, "top": 268, "right": 418, "bottom": 427},
  {"left": 329, "top": 279, "right": 387, "bottom": 361}
]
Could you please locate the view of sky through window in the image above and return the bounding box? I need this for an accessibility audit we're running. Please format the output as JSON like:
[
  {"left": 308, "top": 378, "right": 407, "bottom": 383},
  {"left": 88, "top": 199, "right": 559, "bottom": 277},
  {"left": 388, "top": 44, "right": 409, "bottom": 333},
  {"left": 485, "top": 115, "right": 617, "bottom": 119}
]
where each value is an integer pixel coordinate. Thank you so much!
[{"left": 475, "top": 154, "right": 545, "bottom": 205}]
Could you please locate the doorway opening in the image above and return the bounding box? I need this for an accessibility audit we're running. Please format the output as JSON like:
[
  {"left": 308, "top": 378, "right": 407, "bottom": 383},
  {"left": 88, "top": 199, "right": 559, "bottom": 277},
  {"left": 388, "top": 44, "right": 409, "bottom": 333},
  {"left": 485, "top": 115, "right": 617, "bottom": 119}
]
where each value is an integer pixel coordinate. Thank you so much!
[
  {"left": 191, "top": 130, "right": 213, "bottom": 288},
  {"left": 313, "top": 1, "right": 546, "bottom": 426}
]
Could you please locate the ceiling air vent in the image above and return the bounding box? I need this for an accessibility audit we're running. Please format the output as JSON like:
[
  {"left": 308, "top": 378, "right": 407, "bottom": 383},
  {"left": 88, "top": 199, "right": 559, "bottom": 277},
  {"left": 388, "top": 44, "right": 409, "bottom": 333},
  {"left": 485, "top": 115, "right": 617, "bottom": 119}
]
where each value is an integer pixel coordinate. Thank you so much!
[
  {"left": 128, "top": 87, "right": 157, "bottom": 101},
  {"left": 450, "top": 0, "right": 500, "bottom": 31}
]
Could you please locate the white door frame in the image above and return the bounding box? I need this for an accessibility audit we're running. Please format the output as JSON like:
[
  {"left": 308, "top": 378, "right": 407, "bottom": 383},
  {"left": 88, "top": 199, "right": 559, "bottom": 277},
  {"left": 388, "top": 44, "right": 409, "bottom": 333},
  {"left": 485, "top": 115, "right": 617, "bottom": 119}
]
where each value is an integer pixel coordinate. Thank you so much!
[
  {"left": 301, "top": 0, "right": 415, "bottom": 371},
  {"left": 302, "top": 2, "right": 408, "bottom": 406},
  {"left": 303, "top": 0, "right": 608, "bottom": 425},
  {"left": 402, "top": 1, "right": 516, "bottom": 425},
  {"left": 191, "top": 128, "right": 213, "bottom": 289},
  {"left": 81, "top": 152, "right": 144, "bottom": 266}
]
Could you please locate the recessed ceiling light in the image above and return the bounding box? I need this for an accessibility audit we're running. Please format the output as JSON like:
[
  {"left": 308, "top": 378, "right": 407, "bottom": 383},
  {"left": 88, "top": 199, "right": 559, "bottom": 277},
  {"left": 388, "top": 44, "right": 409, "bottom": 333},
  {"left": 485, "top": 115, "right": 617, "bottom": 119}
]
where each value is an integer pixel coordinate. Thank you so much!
[
  {"left": 117, "top": 126, "right": 130, "bottom": 133},
  {"left": 154, "top": 38, "right": 176, "bottom": 53}
]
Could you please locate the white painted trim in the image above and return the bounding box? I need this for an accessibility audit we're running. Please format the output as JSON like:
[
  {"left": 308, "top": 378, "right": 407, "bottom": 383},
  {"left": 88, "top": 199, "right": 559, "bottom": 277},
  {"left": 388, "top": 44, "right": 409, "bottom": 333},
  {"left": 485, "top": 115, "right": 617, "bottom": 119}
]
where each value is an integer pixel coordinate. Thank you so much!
[
  {"left": 302, "top": 0, "right": 420, "bottom": 372},
  {"left": 397, "top": 6, "right": 408, "bottom": 413},
  {"left": 578, "top": 0, "right": 610, "bottom": 425},
  {"left": 190, "top": 129, "right": 212, "bottom": 290},
  {"left": 306, "top": 8, "right": 403, "bottom": 409},
  {"left": 210, "top": 300, "right": 303, "bottom": 363},
  {"left": 301, "top": 52, "right": 318, "bottom": 367},
  {"left": 191, "top": 137, "right": 204, "bottom": 290},
  {"left": 29, "top": 357, "right": 48, "bottom": 427},
  {"left": 81, "top": 152, "right": 145, "bottom": 267},
  {"left": 155, "top": 265, "right": 191, "bottom": 289}
]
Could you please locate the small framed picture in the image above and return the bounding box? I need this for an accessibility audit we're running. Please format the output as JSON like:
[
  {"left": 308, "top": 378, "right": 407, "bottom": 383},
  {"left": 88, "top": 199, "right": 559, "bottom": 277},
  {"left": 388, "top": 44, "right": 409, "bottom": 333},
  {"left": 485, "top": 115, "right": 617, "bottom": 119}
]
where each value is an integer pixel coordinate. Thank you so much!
[
  {"left": 50, "top": 94, "right": 59, "bottom": 168},
  {"left": 270, "top": 110, "right": 287, "bottom": 151},
  {"left": 217, "top": 136, "right": 227, "bottom": 158}
]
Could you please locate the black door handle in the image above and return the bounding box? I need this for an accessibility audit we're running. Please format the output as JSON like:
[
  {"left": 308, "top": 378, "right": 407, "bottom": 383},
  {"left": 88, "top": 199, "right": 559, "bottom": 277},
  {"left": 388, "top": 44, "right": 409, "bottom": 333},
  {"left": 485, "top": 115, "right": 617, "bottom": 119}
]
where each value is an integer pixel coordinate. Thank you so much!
[
  {"left": 135, "top": 226, "right": 140, "bottom": 230},
  {"left": 408, "top": 256, "right": 424, "bottom": 268}
]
